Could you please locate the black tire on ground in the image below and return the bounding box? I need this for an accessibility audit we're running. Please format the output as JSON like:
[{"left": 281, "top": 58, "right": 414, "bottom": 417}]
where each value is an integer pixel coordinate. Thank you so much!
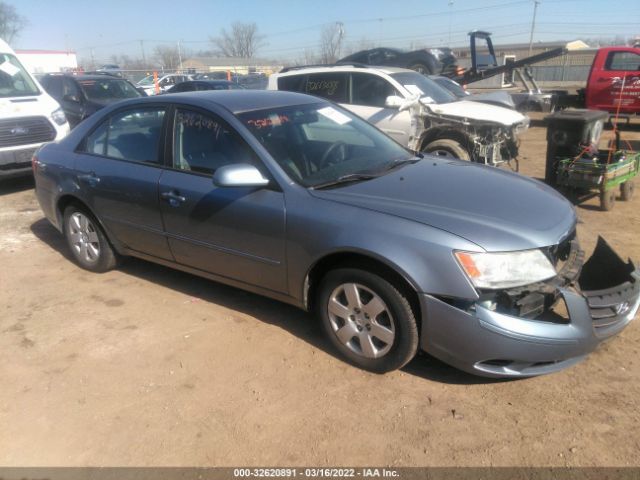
[
  {"left": 316, "top": 268, "right": 419, "bottom": 373},
  {"left": 422, "top": 139, "right": 471, "bottom": 161},
  {"left": 600, "top": 189, "right": 616, "bottom": 211},
  {"left": 407, "top": 63, "right": 432, "bottom": 75},
  {"left": 621, "top": 181, "right": 635, "bottom": 201},
  {"left": 63, "top": 205, "right": 119, "bottom": 272}
]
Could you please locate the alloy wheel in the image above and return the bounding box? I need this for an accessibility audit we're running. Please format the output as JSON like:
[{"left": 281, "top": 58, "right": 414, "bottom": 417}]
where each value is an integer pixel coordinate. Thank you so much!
[{"left": 68, "top": 212, "right": 100, "bottom": 263}]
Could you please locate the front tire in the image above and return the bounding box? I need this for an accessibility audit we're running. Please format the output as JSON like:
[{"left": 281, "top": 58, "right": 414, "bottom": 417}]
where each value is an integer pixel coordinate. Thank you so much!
[
  {"left": 423, "top": 139, "right": 471, "bottom": 161},
  {"left": 63, "top": 205, "right": 119, "bottom": 272},
  {"left": 316, "top": 268, "right": 419, "bottom": 373}
]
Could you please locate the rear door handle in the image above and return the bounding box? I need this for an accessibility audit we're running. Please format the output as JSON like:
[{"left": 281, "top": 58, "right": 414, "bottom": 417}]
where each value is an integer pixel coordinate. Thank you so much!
[
  {"left": 161, "top": 190, "right": 186, "bottom": 206},
  {"left": 78, "top": 172, "right": 100, "bottom": 186}
]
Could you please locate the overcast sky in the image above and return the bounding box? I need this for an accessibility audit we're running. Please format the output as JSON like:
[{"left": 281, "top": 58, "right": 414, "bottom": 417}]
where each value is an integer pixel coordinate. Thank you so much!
[{"left": 11, "top": 0, "right": 640, "bottom": 62}]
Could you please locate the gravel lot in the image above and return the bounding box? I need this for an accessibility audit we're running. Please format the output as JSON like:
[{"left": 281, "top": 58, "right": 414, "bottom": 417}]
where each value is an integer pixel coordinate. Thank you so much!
[{"left": 1, "top": 114, "right": 639, "bottom": 467}]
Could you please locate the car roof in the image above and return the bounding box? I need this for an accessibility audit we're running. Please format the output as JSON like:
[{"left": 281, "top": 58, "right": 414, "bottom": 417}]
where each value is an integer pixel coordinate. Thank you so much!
[
  {"left": 275, "top": 64, "right": 413, "bottom": 77},
  {"left": 45, "top": 74, "right": 129, "bottom": 82},
  {"left": 147, "top": 90, "right": 324, "bottom": 113}
]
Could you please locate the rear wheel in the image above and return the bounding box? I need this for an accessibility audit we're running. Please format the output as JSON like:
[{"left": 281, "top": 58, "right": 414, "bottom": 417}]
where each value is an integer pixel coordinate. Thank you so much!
[
  {"left": 600, "top": 189, "right": 616, "bottom": 211},
  {"left": 316, "top": 268, "right": 419, "bottom": 373},
  {"left": 408, "top": 63, "right": 432, "bottom": 75},
  {"left": 63, "top": 205, "right": 119, "bottom": 272},
  {"left": 423, "top": 139, "right": 471, "bottom": 161},
  {"left": 621, "top": 181, "right": 635, "bottom": 201}
]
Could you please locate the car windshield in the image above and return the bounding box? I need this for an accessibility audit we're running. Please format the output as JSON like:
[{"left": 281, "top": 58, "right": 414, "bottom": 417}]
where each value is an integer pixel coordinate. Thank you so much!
[
  {"left": 137, "top": 75, "right": 156, "bottom": 86},
  {"left": 239, "top": 103, "right": 416, "bottom": 188},
  {"left": 431, "top": 76, "right": 469, "bottom": 98},
  {"left": 78, "top": 78, "right": 141, "bottom": 102},
  {"left": 390, "top": 72, "right": 457, "bottom": 104},
  {"left": 0, "top": 53, "right": 40, "bottom": 97}
]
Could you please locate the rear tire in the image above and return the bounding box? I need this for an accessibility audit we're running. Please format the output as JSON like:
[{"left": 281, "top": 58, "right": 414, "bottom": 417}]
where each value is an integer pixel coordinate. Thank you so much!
[
  {"left": 423, "top": 139, "right": 471, "bottom": 161},
  {"left": 408, "top": 62, "right": 432, "bottom": 75},
  {"left": 316, "top": 268, "right": 419, "bottom": 373},
  {"left": 600, "top": 189, "right": 616, "bottom": 211},
  {"left": 621, "top": 181, "right": 635, "bottom": 201},
  {"left": 63, "top": 205, "right": 119, "bottom": 272}
]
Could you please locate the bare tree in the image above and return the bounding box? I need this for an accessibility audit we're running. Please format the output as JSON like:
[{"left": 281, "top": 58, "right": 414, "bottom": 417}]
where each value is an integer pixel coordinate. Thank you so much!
[
  {"left": 0, "top": 2, "right": 27, "bottom": 44},
  {"left": 154, "top": 45, "right": 181, "bottom": 69},
  {"left": 212, "top": 22, "right": 266, "bottom": 58},
  {"left": 319, "top": 22, "right": 345, "bottom": 64},
  {"left": 294, "top": 47, "right": 318, "bottom": 66}
]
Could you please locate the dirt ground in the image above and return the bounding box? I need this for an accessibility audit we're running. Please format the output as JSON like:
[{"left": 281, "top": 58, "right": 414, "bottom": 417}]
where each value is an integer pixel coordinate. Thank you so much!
[{"left": 1, "top": 115, "right": 640, "bottom": 467}]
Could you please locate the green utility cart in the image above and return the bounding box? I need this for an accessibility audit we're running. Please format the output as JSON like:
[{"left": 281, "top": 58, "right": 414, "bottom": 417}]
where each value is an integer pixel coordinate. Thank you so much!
[
  {"left": 555, "top": 151, "right": 638, "bottom": 210},
  {"left": 545, "top": 109, "right": 638, "bottom": 211}
]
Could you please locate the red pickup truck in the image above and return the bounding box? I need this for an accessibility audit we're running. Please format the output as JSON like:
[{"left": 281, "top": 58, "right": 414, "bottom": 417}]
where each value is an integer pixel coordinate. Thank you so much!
[{"left": 584, "top": 46, "right": 640, "bottom": 114}]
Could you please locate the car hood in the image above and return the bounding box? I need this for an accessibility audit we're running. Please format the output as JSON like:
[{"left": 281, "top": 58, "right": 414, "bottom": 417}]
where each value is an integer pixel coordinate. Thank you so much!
[
  {"left": 0, "top": 93, "right": 60, "bottom": 118},
  {"left": 466, "top": 91, "right": 516, "bottom": 110},
  {"left": 426, "top": 99, "right": 526, "bottom": 126},
  {"left": 308, "top": 159, "right": 576, "bottom": 252}
]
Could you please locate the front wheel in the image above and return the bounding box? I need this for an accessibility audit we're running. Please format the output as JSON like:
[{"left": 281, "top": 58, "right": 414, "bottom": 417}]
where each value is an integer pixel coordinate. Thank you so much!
[
  {"left": 422, "top": 139, "right": 471, "bottom": 161},
  {"left": 63, "top": 205, "right": 119, "bottom": 272},
  {"left": 316, "top": 268, "right": 419, "bottom": 373}
]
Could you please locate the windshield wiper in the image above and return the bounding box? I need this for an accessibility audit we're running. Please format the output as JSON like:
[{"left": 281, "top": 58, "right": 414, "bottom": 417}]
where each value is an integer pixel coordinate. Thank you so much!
[
  {"left": 311, "top": 173, "right": 380, "bottom": 190},
  {"left": 380, "top": 154, "right": 423, "bottom": 172}
]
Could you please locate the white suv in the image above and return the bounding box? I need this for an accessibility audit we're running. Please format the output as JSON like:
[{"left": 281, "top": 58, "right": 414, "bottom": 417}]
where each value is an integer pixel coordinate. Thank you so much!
[{"left": 268, "top": 65, "right": 528, "bottom": 166}]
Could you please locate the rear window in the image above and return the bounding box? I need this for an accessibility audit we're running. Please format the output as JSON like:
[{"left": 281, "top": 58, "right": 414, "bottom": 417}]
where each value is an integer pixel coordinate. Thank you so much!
[{"left": 78, "top": 79, "right": 141, "bottom": 102}]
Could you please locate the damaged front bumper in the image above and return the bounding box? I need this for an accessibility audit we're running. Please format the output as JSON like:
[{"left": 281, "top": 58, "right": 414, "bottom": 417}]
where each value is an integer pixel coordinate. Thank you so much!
[{"left": 420, "top": 238, "right": 640, "bottom": 377}]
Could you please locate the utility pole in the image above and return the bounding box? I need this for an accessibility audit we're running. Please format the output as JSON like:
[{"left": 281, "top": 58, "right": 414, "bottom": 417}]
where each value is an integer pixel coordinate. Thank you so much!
[
  {"left": 336, "top": 22, "right": 345, "bottom": 59},
  {"left": 528, "top": 0, "right": 540, "bottom": 56},
  {"left": 177, "top": 40, "right": 183, "bottom": 72},
  {"left": 90, "top": 47, "right": 95, "bottom": 70},
  {"left": 139, "top": 39, "right": 146, "bottom": 67}
]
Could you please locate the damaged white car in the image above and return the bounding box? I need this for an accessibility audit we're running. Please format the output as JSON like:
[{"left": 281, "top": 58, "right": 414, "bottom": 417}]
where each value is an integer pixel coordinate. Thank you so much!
[{"left": 269, "top": 65, "right": 529, "bottom": 168}]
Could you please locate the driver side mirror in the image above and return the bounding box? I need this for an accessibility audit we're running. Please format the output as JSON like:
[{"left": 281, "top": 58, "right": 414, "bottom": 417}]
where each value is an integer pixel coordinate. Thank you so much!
[
  {"left": 212, "top": 163, "right": 270, "bottom": 188},
  {"left": 384, "top": 95, "right": 404, "bottom": 108}
]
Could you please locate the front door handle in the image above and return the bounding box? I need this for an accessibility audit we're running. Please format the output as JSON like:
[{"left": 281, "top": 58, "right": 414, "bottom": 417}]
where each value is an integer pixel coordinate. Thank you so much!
[
  {"left": 78, "top": 172, "right": 100, "bottom": 187},
  {"left": 161, "top": 190, "right": 186, "bottom": 207}
]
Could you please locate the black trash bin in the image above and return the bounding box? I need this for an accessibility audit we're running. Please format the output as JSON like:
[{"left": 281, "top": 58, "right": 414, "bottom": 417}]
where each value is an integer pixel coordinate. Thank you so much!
[{"left": 545, "top": 109, "right": 608, "bottom": 185}]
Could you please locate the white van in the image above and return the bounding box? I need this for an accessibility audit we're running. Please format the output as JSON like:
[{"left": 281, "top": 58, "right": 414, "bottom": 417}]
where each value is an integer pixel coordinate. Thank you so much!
[{"left": 0, "top": 38, "right": 69, "bottom": 179}]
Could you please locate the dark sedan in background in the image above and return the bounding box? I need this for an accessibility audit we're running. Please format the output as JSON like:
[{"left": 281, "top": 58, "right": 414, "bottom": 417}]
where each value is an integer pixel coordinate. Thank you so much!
[
  {"left": 32, "top": 90, "right": 639, "bottom": 378},
  {"left": 165, "top": 80, "right": 244, "bottom": 93},
  {"left": 338, "top": 46, "right": 457, "bottom": 75},
  {"left": 40, "top": 74, "right": 143, "bottom": 128}
]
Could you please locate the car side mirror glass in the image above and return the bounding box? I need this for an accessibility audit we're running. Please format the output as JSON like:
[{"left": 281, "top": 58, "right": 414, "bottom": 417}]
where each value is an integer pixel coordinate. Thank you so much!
[
  {"left": 384, "top": 95, "right": 404, "bottom": 108},
  {"left": 212, "top": 163, "right": 270, "bottom": 188}
]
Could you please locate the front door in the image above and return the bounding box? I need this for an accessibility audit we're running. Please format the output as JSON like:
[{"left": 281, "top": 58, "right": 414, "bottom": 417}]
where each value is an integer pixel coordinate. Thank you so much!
[
  {"left": 587, "top": 49, "right": 640, "bottom": 113},
  {"left": 159, "top": 107, "right": 287, "bottom": 293},
  {"left": 344, "top": 72, "right": 411, "bottom": 146}
]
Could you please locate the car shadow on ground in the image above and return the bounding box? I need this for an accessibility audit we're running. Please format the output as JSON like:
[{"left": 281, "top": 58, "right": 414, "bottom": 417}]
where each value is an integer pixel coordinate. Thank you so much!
[
  {"left": 30, "top": 217, "right": 507, "bottom": 386},
  {"left": 0, "top": 175, "right": 34, "bottom": 195}
]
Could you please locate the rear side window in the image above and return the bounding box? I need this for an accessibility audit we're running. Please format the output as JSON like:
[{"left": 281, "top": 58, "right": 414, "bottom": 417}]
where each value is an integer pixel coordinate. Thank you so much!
[
  {"left": 82, "top": 108, "right": 166, "bottom": 164},
  {"left": 303, "top": 73, "right": 348, "bottom": 103},
  {"left": 605, "top": 51, "right": 640, "bottom": 71}
]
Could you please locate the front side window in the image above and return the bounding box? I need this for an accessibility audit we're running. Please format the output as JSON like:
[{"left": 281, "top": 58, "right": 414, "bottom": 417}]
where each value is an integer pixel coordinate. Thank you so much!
[
  {"left": 0, "top": 53, "right": 40, "bottom": 97},
  {"left": 350, "top": 73, "right": 399, "bottom": 107},
  {"left": 63, "top": 78, "right": 80, "bottom": 99},
  {"left": 83, "top": 108, "right": 165, "bottom": 164},
  {"left": 42, "top": 76, "right": 63, "bottom": 99},
  {"left": 172, "top": 109, "right": 258, "bottom": 175},
  {"left": 239, "top": 103, "right": 414, "bottom": 188}
]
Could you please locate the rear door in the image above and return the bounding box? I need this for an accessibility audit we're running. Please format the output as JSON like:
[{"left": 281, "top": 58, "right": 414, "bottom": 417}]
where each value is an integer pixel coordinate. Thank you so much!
[
  {"left": 158, "top": 106, "right": 287, "bottom": 292},
  {"left": 586, "top": 49, "right": 640, "bottom": 113},
  {"left": 76, "top": 105, "right": 172, "bottom": 260}
]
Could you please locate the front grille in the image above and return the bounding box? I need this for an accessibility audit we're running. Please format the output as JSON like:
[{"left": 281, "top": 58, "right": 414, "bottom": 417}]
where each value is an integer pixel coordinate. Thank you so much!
[{"left": 0, "top": 116, "right": 56, "bottom": 148}]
